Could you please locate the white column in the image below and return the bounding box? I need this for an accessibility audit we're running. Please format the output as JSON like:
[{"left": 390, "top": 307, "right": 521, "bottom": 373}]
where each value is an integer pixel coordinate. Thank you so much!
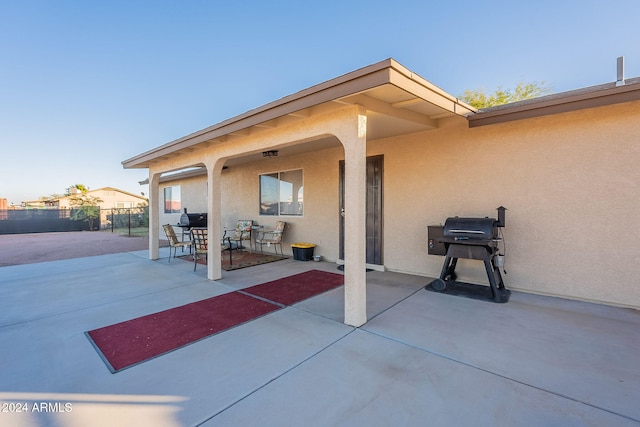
[
  {"left": 341, "top": 108, "right": 368, "bottom": 327},
  {"left": 148, "top": 171, "right": 160, "bottom": 260},
  {"left": 207, "top": 159, "right": 224, "bottom": 280}
]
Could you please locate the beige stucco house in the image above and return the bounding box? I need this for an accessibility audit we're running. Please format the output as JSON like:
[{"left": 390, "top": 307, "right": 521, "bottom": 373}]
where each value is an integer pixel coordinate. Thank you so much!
[
  {"left": 24, "top": 187, "right": 148, "bottom": 229},
  {"left": 24, "top": 187, "right": 147, "bottom": 210},
  {"left": 123, "top": 58, "right": 640, "bottom": 326},
  {"left": 56, "top": 187, "right": 147, "bottom": 210}
]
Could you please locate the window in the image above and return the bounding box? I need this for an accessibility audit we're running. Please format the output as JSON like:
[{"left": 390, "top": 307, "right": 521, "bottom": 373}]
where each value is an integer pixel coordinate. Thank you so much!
[
  {"left": 164, "top": 185, "right": 181, "bottom": 213},
  {"left": 116, "top": 201, "right": 134, "bottom": 209},
  {"left": 260, "top": 169, "right": 303, "bottom": 216}
]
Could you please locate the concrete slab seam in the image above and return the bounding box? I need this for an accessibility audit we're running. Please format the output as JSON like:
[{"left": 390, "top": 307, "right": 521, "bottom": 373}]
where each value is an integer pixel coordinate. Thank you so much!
[
  {"left": 0, "top": 279, "right": 212, "bottom": 330},
  {"left": 360, "top": 328, "right": 640, "bottom": 424},
  {"left": 194, "top": 328, "right": 357, "bottom": 426}
]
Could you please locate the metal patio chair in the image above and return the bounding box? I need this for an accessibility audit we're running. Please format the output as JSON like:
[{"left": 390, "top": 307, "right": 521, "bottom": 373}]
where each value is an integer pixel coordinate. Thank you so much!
[
  {"left": 191, "top": 227, "right": 208, "bottom": 271},
  {"left": 255, "top": 221, "right": 286, "bottom": 256},
  {"left": 222, "top": 220, "right": 253, "bottom": 251},
  {"left": 163, "top": 224, "right": 192, "bottom": 262},
  {"left": 222, "top": 220, "right": 254, "bottom": 266}
]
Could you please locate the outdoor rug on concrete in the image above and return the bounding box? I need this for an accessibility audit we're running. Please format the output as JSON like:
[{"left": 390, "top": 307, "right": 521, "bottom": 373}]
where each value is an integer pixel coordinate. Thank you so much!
[
  {"left": 179, "top": 251, "right": 287, "bottom": 271},
  {"left": 86, "top": 292, "right": 280, "bottom": 373},
  {"left": 241, "top": 269, "right": 344, "bottom": 306},
  {"left": 424, "top": 280, "right": 511, "bottom": 303},
  {"left": 336, "top": 264, "right": 374, "bottom": 273},
  {"left": 86, "top": 270, "right": 343, "bottom": 373}
]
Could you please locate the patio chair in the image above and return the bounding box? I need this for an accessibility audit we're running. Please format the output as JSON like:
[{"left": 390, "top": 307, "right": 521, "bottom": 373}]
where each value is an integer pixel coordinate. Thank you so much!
[
  {"left": 163, "top": 224, "right": 192, "bottom": 262},
  {"left": 255, "top": 221, "right": 286, "bottom": 256},
  {"left": 222, "top": 220, "right": 253, "bottom": 252},
  {"left": 191, "top": 228, "right": 208, "bottom": 271}
]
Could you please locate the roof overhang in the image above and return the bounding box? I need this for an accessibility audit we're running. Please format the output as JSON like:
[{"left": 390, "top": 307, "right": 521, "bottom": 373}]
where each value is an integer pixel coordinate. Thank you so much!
[
  {"left": 123, "top": 59, "right": 640, "bottom": 170},
  {"left": 468, "top": 77, "right": 640, "bottom": 127},
  {"left": 122, "top": 58, "right": 475, "bottom": 169}
]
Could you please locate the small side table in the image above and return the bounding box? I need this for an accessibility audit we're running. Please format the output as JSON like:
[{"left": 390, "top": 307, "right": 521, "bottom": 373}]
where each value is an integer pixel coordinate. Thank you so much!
[{"left": 250, "top": 225, "right": 263, "bottom": 252}]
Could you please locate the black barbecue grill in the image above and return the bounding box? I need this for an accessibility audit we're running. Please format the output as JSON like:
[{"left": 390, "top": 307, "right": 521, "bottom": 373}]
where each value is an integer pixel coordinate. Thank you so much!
[
  {"left": 177, "top": 210, "right": 208, "bottom": 240},
  {"left": 179, "top": 212, "right": 208, "bottom": 228},
  {"left": 428, "top": 206, "right": 508, "bottom": 302}
]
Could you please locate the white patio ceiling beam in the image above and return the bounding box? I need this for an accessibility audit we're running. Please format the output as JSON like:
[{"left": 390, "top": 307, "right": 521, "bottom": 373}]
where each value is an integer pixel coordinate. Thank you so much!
[{"left": 337, "top": 94, "right": 438, "bottom": 128}]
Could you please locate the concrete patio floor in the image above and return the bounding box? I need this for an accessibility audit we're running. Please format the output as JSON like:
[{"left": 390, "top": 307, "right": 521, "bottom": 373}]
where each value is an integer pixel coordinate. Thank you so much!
[{"left": 1, "top": 248, "right": 639, "bottom": 426}]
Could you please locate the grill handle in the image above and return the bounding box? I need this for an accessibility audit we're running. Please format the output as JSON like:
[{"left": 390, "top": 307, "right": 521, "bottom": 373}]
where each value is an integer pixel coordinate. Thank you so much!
[{"left": 448, "top": 229, "right": 485, "bottom": 234}]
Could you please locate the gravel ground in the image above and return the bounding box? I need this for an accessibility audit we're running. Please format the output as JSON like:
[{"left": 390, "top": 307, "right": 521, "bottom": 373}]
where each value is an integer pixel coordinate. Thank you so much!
[{"left": 0, "top": 231, "right": 168, "bottom": 267}]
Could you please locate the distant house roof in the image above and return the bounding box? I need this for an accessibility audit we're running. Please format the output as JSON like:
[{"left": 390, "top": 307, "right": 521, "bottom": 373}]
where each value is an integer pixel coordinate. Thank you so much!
[
  {"left": 23, "top": 187, "right": 147, "bottom": 206},
  {"left": 90, "top": 187, "right": 147, "bottom": 200}
]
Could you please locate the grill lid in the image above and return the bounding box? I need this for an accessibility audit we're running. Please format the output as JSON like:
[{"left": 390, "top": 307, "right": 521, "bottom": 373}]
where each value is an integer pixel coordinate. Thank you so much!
[
  {"left": 443, "top": 217, "right": 497, "bottom": 240},
  {"left": 179, "top": 213, "right": 207, "bottom": 227}
]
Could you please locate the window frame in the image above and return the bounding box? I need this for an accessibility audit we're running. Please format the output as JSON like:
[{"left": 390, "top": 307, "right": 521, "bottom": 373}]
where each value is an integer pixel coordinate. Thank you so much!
[
  {"left": 163, "top": 185, "right": 182, "bottom": 214},
  {"left": 116, "top": 201, "right": 134, "bottom": 209},
  {"left": 259, "top": 169, "right": 303, "bottom": 217}
]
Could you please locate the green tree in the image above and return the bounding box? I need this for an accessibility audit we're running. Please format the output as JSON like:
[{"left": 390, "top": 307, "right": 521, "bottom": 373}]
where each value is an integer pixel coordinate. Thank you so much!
[
  {"left": 68, "top": 185, "right": 103, "bottom": 231},
  {"left": 68, "top": 184, "right": 89, "bottom": 194},
  {"left": 460, "top": 81, "right": 552, "bottom": 109}
]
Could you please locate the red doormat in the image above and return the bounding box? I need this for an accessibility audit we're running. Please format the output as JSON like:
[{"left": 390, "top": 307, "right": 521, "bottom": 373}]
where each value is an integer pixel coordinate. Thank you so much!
[
  {"left": 86, "top": 292, "right": 280, "bottom": 373},
  {"left": 241, "top": 269, "right": 344, "bottom": 306},
  {"left": 86, "top": 270, "right": 343, "bottom": 373}
]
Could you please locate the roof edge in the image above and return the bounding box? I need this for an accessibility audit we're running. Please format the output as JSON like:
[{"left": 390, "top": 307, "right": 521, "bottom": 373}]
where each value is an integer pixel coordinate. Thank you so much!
[
  {"left": 468, "top": 77, "right": 640, "bottom": 127},
  {"left": 122, "top": 59, "right": 400, "bottom": 168},
  {"left": 122, "top": 58, "right": 474, "bottom": 169}
]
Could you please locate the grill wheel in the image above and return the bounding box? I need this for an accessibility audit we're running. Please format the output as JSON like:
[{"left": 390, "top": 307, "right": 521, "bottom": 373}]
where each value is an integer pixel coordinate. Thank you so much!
[{"left": 431, "top": 278, "right": 446, "bottom": 291}]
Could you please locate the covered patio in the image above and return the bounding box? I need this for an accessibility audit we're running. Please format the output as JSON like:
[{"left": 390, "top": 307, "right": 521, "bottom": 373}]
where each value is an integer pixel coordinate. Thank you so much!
[
  {"left": 122, "top": 59, "right": 476, "bottom": 327},
  {"left": 1, "top": 247, "right": 638, "bottom": 426},
  {"left": 122, "top": 57, "right": 640, "bottom": 328}
]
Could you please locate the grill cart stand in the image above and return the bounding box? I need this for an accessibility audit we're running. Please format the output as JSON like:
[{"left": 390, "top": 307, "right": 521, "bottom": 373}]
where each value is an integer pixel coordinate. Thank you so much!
[
  {"left": 431, "top": 238, "right": 506, "bottom": 302},
  {"left": 427, "top": 206, "right": 508, "bottom": 303}
]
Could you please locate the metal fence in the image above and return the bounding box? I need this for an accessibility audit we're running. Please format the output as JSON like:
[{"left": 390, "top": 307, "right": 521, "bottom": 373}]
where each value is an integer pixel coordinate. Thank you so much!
[
  {"left": 0, "top": 207, "right": 149, "bottom": 236},
  {"left": 0, "top": 208, "right": 93, "bottom": 234},
  {"left": 102, "top": 207, "right": 149, "bottom": 236}
]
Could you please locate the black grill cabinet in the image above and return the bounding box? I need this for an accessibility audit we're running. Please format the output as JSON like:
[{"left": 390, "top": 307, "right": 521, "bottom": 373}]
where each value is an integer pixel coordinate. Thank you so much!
[
  {"left": 429, "top": 207, "right": 508, "bottom": 302},
  {"left": 177, "top": 211, "right": 208, "bottom": 241},
  {"left": 179, "top": 213, "right": 207, "bottom": 228},
  {"left": 427, "top": 225, "right": 446, "bottom": 256}
]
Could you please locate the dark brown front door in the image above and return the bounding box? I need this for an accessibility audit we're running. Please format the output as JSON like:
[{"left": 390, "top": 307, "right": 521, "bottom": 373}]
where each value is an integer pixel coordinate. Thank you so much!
[{"left": 339, "top": 155, "right": 383, "bottom": 265}]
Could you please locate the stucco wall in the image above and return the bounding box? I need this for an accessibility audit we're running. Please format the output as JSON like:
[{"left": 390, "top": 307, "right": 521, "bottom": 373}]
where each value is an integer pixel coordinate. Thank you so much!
[
  {"left": 219, "top": 146, "right": 343, "bottom": 258},
  {"left": 158, "top": 100, "right": 640, "bottom": 309},
  {"left": 160, "top": 146, "right": 344, "bottom": 258},
  {"left": 159, "top": 176, "right": 207, "bottom": 227},
  {"left": 375, "top": 101, "right": 640, "bottom": 308}
]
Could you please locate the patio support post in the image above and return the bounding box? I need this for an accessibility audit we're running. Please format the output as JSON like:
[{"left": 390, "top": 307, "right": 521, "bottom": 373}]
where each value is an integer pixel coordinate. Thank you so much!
[
  {"left": 340, "top": 106, "right": 368, "bottom": 327},
  {"left": 148, "top": 171, "right": 160, "bottom": 260},
  {"left": 206, "top": 158, "right": 224, "bottom": 280}
]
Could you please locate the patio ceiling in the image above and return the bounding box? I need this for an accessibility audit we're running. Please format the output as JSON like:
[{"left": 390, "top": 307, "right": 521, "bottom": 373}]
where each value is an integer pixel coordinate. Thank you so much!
[{"left": 122, "top": 58, "right": 476, "bottom": 170}]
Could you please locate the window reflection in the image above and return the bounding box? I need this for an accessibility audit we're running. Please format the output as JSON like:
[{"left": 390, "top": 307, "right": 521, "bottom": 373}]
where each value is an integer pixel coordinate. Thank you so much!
[{"left": 260, "top": 170, "right": 303, "bottom": 216}]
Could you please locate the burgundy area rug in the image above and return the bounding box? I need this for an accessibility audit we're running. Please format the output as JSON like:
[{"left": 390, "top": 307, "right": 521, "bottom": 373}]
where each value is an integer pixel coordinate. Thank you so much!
[
  {"left": 241, "top": 269, "right": 344, "bottom": 306},
  {"left": 86, "top": 292, "right": 280, "bottom": 373},
  {"left": 178, "top": 251, "right": 287, "bottom": 271}
]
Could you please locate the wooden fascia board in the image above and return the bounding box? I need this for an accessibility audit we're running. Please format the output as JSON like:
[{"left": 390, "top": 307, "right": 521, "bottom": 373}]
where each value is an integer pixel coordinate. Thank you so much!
[
  {"left": 468, "top": 83, "right": 640, "bottom": 127},
  {"left": 341, "top": 93, "right": 438, "bottom": 128},
  {"left": 388, "top": 67, "right": 476, "bottom": 116},
  {"left": 121, "top": 58, "right": 477, "bottom": 169},
  {"left": 122, "top": 66, "right": 395, "bottom": 169}
]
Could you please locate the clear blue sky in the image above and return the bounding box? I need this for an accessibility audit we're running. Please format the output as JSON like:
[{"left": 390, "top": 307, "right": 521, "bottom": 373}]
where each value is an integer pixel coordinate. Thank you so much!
[{"left": 2, "top": 1, "right": 639, "bottom": 205}]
